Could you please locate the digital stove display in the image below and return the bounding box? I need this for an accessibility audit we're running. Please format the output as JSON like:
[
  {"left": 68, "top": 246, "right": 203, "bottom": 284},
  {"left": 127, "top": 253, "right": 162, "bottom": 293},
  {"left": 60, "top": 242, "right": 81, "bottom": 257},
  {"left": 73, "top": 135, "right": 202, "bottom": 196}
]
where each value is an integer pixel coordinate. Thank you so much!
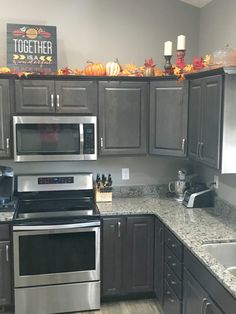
[{"left": 38, "top": 176, "right": 74, "bottom": 185}]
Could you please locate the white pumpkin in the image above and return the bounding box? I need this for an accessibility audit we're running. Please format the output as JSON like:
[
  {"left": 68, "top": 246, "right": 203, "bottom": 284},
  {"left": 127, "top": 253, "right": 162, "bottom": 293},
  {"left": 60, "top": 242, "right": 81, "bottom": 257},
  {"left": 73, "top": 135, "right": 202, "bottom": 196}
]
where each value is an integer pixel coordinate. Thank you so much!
[{"left": 106, "top": 59, "right": 120, "bottom": 76}]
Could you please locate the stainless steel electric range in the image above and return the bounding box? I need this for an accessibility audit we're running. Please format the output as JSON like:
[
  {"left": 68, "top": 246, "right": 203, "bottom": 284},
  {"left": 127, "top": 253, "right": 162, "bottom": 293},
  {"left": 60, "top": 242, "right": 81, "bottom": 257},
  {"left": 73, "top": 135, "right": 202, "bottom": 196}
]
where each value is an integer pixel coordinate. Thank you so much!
[{"left": 12, "top": 172, "right": 100, "bottom": 314}]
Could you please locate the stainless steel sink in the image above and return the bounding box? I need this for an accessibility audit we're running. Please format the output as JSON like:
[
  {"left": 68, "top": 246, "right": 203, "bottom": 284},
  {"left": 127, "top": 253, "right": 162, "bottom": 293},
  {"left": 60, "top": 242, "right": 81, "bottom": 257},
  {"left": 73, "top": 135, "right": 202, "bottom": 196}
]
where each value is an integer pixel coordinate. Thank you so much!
[{"left": 202, "top": 242, "right": 236, "bottom": 273}]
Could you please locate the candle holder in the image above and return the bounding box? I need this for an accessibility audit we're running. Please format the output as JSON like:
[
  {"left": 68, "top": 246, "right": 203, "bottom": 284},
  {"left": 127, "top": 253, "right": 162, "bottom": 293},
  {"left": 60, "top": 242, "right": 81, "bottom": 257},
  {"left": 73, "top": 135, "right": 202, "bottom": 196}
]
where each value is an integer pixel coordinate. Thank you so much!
[
  {"left": 176, "top": 50, "right": 186, "bottom": 70},
  {"left": 164, "top": 55, "right": 173, "bottom": 75}
]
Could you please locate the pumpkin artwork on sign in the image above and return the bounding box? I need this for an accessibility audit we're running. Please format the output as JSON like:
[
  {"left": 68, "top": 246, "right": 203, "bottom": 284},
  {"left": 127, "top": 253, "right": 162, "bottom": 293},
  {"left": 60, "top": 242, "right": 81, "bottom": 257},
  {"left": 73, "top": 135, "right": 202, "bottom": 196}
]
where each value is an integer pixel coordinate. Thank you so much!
[
  {"left": 105, "top": 58, "right": 121, "bottom": 76},
  {"left": 83, "top": 61, "right": 106, "bottom": 76}
]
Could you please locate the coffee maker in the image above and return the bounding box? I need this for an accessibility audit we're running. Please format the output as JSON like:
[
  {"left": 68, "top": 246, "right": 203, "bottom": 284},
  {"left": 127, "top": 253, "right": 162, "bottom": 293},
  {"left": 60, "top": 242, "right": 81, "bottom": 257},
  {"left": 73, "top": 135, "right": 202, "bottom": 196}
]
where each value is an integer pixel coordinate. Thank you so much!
[{"left": 0, "top": 166, "right": 14, "bottom": 209}]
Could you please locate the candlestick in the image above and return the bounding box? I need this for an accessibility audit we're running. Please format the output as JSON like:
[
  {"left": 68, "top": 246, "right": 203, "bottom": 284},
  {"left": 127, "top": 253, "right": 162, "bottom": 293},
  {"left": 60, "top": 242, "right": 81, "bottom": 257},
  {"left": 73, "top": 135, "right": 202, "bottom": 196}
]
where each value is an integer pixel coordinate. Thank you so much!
[
  {"left": 164, "top": 55, "right": 173, "bottom": 75},
  {"left": 177, "top": 35, "right": 186, "bottom": 50},
  {"left": 176, "top": 50, "right": 186, "bottom": 70},
  {"left": 164, "top": 41, "right": 173, "bottom": 56}
]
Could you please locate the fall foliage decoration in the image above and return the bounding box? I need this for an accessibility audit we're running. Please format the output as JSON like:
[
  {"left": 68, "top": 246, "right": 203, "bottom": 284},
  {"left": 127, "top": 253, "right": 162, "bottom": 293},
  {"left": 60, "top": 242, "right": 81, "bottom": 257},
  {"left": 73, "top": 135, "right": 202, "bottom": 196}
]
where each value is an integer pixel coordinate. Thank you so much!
[
  {"left": 83, "top": 61, "right": 106, "bottom": 76},
  {"left": 105, "top": 58, "right": 121, "bottom": 76}
]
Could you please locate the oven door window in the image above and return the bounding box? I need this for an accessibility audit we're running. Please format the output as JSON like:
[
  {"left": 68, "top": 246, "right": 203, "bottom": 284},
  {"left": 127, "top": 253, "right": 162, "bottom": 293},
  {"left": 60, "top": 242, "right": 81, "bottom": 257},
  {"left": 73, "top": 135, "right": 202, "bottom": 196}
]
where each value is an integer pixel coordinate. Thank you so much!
[
  {"left": 18, "top": 231, "right": 95, "bottom": 275},
  {"left": 16, "top": 124, "right": 80, "bottom": 155}
]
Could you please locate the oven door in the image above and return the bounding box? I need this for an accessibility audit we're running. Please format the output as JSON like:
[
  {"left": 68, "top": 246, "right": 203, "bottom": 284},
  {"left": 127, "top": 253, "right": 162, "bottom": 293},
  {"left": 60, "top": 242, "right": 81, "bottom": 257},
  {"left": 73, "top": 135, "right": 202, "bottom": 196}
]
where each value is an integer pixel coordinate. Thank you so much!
[
  {"left": 13, "top": 116, "right": 97, "bottom": 162},
  {"left": 13, "top": 221, "right": 100, "bottom": 288}
]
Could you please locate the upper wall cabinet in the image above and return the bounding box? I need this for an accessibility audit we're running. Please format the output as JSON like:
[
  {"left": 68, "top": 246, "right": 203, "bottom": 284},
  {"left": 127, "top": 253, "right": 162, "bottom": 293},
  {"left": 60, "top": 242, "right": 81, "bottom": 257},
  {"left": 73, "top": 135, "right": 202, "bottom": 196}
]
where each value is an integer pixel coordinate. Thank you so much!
[
  {"left": 188, "top": 75, "right": 222, "bottom": 169},
  {"left": 0, "top": 79, "right": 11, "bottom": 158},
  {"left": 149, "top": 80, "right": 188, "bottom": 157},
  {"left": 98, "top": 81, "right": 148, "bottom": 156},
  {"left": 15, "top": 79, "right": 97, "bottom": 115}
]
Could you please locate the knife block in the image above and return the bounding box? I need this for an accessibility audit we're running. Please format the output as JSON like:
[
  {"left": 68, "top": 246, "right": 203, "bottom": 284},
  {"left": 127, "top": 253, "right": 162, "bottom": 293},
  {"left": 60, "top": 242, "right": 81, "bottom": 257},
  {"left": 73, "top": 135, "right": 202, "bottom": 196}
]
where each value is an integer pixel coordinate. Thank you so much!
[{"left": 95, "top": 188, "right": 112, "bottom": 202}]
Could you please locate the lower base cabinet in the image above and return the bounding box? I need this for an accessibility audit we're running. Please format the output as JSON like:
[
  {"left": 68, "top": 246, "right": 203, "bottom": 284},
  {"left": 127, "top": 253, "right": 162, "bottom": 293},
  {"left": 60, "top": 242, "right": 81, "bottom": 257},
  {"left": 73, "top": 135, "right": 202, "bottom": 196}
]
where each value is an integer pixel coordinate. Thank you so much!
[
  {"left": 183, "top": 269, "right": 223, "bottom": 314},
  {"left": 101, "top": 215, "right": 154, "bottom": 298}
]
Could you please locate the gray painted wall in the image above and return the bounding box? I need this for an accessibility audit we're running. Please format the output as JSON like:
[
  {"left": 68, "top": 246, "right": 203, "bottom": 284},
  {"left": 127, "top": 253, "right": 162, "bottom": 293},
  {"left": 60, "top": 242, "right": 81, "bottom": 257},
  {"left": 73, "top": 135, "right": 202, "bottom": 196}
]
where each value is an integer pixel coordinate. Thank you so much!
[
  {"left": 198, "top": 0, "right": 236, "bottom": 206},
  {"left": 0, "top": 0, "right": 199, "bottom": 68},
  {"left": 0, "top": 0, "right": 198, "bottom": 187},
  {"left": 199, "top": 0, "right": 236, "bottom": 56}
]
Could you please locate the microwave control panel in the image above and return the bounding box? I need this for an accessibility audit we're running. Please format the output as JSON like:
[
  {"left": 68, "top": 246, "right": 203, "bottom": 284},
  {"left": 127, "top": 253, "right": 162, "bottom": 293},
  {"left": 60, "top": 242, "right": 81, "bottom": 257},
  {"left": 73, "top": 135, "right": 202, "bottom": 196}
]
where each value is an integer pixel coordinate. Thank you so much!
[{"left": 83, "top": 124, "right": 95, "bottom": 154}]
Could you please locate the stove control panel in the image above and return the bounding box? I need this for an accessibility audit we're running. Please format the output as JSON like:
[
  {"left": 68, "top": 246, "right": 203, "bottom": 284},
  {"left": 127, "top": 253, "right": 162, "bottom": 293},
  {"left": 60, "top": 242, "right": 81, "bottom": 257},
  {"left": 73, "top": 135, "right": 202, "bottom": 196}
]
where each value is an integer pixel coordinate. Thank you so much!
[{"left": 38, "top": 176, "right": 74, "bottom": 185}]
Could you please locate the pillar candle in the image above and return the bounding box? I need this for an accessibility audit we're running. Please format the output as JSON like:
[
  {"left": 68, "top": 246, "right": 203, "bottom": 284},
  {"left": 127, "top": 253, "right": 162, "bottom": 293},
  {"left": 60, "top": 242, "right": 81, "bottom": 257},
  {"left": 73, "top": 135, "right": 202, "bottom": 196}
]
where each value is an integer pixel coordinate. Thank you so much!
[
  {"left": 177, "top": 35, "right": 186, "bottom": 50},
  {"left": 164, "top": 41, "right": 173, "bottom": 56}
]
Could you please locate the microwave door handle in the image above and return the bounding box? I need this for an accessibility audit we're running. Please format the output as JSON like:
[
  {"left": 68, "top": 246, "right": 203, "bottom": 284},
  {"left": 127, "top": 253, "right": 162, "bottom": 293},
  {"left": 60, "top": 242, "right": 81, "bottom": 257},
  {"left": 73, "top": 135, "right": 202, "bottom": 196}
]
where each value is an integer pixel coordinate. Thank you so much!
[{"left": 79, "top": 124, "right": 84, "bottom": 154}]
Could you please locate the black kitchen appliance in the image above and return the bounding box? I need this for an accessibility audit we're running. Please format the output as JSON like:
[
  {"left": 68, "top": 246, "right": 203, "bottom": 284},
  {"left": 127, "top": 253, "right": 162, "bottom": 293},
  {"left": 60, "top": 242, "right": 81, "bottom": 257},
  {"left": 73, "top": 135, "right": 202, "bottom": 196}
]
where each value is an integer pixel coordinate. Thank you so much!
[
  {"left": 183, "top": 183, "right": 214, "bottom": 208},
  {"left": 0, "top": 166, "right": 15, "bottom": 210},
  {"left": 13, "top": 172, "right": 100, "bottom": 314}
]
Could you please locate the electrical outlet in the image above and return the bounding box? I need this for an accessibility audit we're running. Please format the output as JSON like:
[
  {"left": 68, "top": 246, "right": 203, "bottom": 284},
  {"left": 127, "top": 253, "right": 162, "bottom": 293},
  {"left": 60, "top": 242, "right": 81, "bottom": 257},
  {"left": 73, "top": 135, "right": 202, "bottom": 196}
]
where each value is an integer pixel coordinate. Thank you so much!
[
  {"left": 214, "top": 175, "right": 219, "bottom": 189},
  {"left": 122, "top": 168, "right": 130, "bottom": 180}
]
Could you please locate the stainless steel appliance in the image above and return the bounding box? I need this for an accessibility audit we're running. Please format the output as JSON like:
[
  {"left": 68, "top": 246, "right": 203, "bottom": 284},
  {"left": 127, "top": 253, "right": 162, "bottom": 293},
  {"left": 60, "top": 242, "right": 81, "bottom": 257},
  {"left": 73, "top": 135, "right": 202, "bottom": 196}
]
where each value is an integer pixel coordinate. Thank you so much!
[
  {"left": 168, "top": 169, "right": 188, "bottom": 202},
  {"left": 183, "top": 183, "right": 214, "bottom": 208},
  {"left": 13, "top": 173, "right": 100, "bottom": 314},
  {"left": 13, "top": 116, "right": 97, "bottom": 162}
]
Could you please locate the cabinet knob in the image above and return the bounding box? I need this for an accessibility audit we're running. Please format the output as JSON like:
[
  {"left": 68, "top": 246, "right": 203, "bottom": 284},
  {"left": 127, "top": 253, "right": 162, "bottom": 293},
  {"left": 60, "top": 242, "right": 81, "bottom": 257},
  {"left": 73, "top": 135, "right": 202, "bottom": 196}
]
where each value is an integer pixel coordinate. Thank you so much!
[
  {"left": 56, "top": 94, "right": 60, "bottom": 109},
  {"left": 50, "top": 94, "right": 54, "bottom": 109},
  {"left": 100, "top": 137, "right": 104, "bottom": 148},
  {"left": 171, "top": 243, "right": 177, "bottom": 248}
]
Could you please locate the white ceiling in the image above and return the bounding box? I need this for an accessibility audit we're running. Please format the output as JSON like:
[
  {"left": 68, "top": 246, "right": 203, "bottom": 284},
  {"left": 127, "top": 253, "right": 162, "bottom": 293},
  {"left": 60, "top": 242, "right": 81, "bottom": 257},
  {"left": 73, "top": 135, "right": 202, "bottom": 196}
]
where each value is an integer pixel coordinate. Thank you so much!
[{"left": 179, "top": 0, "right": 213, "bottom": 8}]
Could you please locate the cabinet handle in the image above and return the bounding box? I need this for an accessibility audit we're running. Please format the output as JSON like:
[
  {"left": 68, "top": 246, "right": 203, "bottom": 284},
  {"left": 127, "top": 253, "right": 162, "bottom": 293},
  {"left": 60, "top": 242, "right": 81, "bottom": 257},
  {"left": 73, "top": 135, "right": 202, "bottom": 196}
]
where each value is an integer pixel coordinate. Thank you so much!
[
  {"left": 171, "top": 243, "right": 177, "bottom": 248},
  {"left": 6, "top": 138, "right": 10, "bottom": 152},
  {"left": 167, "top": 273, "right": 171, "bottom": 278},
  {"left": 171, "top": 280, "right": 177, "bottom": 285},
  {"left": 171, "top": 262, "right": 177, "bottom": 267},
  {"left": 6, "top": 244, "right": 9, "bottom": 262},
  {"left": 100, "top": 137, "right": 104, "bottom": 148},
  {"left": 201, "top": 298, "right": 207, "bottom": 314},
  {"left": 117, "top": 221, "right": 121, "bottom": 238},
  {"left": 167, "top": 255, "right": 172, "bottom": 260},
  {"left": 56, "top": 94, "right": 60, "bottom": 109},
  {"left": 182, "top": 138, "right": 186, "bottom": 154},
  {"left": 199, "top": 142, "right": 204, "bottom": 160},
  {"left": 50, "top": 94, "right": 54, "bottom": 108}
]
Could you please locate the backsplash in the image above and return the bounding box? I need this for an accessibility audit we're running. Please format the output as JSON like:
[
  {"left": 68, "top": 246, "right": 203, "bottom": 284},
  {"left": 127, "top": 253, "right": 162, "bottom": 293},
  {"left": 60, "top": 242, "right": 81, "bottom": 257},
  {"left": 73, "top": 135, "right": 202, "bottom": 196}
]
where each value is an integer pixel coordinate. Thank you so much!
[{"left": 112, "top": 184, "right": 168, "bottom": 198}]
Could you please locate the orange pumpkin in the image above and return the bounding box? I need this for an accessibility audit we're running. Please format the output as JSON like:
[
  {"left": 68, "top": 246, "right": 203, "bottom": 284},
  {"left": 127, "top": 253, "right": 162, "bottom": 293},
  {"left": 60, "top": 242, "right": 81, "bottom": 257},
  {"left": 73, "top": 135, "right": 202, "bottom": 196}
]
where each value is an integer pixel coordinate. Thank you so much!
[
  {"left": 84, "top": 61, "right": 106, "bottom": 76},
  {"left": 106, "top": 58, "right": 121, "bottom": 76}
]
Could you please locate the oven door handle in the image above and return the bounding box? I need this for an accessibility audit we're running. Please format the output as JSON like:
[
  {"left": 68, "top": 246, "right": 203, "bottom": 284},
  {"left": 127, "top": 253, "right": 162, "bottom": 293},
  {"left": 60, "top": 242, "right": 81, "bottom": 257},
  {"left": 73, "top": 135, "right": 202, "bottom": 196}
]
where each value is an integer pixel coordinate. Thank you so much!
[{"left": 13, "top": 221, "right": 100, "bottom": 231}]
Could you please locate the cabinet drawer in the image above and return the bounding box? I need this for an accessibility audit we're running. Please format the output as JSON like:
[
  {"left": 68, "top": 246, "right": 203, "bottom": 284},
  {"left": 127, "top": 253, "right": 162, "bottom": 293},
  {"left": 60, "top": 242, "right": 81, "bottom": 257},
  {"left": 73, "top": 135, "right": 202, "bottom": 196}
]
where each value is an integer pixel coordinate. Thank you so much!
[
  {"left": 0, "top": 224, "right": 10, "bottom": 240},
  {"left": 163, "top": 280, "right": 182, "bottom": 314},
  {"left": 165, "top": 227, "right": 183, "bottom": 260},
  {"left": 165, "top": 263, "right": 182, "bottom": 300},
  {"left": 165, "top": 245, "right": 182, "bottom": 279}
]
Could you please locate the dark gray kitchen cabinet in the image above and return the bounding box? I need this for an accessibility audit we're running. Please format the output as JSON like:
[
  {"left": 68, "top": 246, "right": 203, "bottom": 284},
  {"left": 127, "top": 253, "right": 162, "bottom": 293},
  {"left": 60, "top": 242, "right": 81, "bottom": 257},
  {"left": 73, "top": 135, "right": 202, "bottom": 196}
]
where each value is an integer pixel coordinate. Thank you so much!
[
  {"left": 15, "top": 79, "right": 97, "bottom": 115},
  {"left": 98, "top": 81, "right": 148, "bottom": 155},
  {"left": 101, "top": 215, "right": 154, "bottom": 298},
  {"left": 101, "top": 217, "right": 123, "bottom": 297},
  {"left": 183, "top": 269, "right": 223, "bottom": 314},
  {"left": 149, "top": 80, "right": 188, "bottom": 157},
  {"left": 0, "top": 80, "right": 11, "bottom": 158},
  {"left": 154, "top": 217, "right": 164, "bottom": 304},
  {"left": 188, "top": 75, "right": 222, "bottom": 169},
  {"left": 0, "top": 224, "right": 11, "bottom": 308},
  {"left": 125, "top": 216, "right": 154, "bottom": 294}
]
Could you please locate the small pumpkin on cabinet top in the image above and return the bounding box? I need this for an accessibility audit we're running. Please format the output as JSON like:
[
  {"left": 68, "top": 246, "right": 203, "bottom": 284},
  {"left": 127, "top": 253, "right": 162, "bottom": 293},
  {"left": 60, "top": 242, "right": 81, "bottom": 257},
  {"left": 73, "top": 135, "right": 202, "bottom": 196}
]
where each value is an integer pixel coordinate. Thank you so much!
[
  {"left": 105, "top": 58, "right": 121, "bottom": 76},
  {"left": 84, "top": 61, "right": 106, "bottom": 76}
]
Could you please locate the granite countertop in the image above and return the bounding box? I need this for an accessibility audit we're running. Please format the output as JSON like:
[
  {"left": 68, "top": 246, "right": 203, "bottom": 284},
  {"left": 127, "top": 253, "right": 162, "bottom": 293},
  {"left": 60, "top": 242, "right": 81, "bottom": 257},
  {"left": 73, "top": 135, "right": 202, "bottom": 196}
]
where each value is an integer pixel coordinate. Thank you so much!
[
  {"left": 0, "top": 211, "right": 14, "bottom": 222},
  {"left": 97, "top": 196, "right": 236, "bottom": 299}
]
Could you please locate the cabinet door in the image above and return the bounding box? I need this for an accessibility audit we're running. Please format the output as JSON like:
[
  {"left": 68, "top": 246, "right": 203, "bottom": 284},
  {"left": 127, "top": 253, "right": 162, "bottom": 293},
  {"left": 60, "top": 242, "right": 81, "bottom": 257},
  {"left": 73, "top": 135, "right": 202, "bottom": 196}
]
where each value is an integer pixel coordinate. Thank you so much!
[
  {"left": 101, "top": 217, "right": 123, "bottom": 297},
  {"left": 188, "top": 79, "right": 202, "bottom": 160},
  {"left": 0, "top": 241, "right": 11, "bottom": 306},
  {"left": 0, "top": 80, "right": 11, "bottom": 158},
  {"left": 183, "top": 269, "right": 223, "bottom": 314},
  {"left": 15, "top": 79, "right": 55, "bottom": 113},
  {"left": 200, "top": 75, "right": 222, "bottom": 169},
  {"left": 154, "top": 217, "right": 164, "bottom": 304},
  {"left": 125, "top": 216, "right": 154, "bottom": 294},
  {"left": 99, "top": 81, "right": 147, "bottom": 155},
  {"left": 55, "top": 80, "right": 97, "bottom": 114},
  {"left": 149, "top": 80, "right": 188, "bottom": 157}
]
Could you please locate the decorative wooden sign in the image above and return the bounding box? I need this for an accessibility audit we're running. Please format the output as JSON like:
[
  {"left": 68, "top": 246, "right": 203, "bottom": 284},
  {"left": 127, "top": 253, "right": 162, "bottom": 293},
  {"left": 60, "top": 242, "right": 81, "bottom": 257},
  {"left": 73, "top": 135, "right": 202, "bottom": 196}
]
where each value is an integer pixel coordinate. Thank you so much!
[{"left": 7, "top": 23, "right": 57, "bottom": 74}]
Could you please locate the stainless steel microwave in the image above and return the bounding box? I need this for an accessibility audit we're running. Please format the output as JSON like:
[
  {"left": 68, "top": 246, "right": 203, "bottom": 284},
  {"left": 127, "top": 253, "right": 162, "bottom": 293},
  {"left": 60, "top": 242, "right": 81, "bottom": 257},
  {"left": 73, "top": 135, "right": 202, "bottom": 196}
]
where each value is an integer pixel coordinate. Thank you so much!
[{"left": 13, "top": 116, "right": 97, "bottom": 162}]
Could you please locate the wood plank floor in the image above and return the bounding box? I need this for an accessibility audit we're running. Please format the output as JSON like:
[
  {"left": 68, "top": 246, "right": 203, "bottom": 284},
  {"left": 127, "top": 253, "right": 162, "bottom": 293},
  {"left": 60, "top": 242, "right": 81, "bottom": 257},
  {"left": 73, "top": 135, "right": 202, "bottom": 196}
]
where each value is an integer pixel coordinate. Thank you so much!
[{"left": 82, "top": 299, "right": 161, "bottom": 314}]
